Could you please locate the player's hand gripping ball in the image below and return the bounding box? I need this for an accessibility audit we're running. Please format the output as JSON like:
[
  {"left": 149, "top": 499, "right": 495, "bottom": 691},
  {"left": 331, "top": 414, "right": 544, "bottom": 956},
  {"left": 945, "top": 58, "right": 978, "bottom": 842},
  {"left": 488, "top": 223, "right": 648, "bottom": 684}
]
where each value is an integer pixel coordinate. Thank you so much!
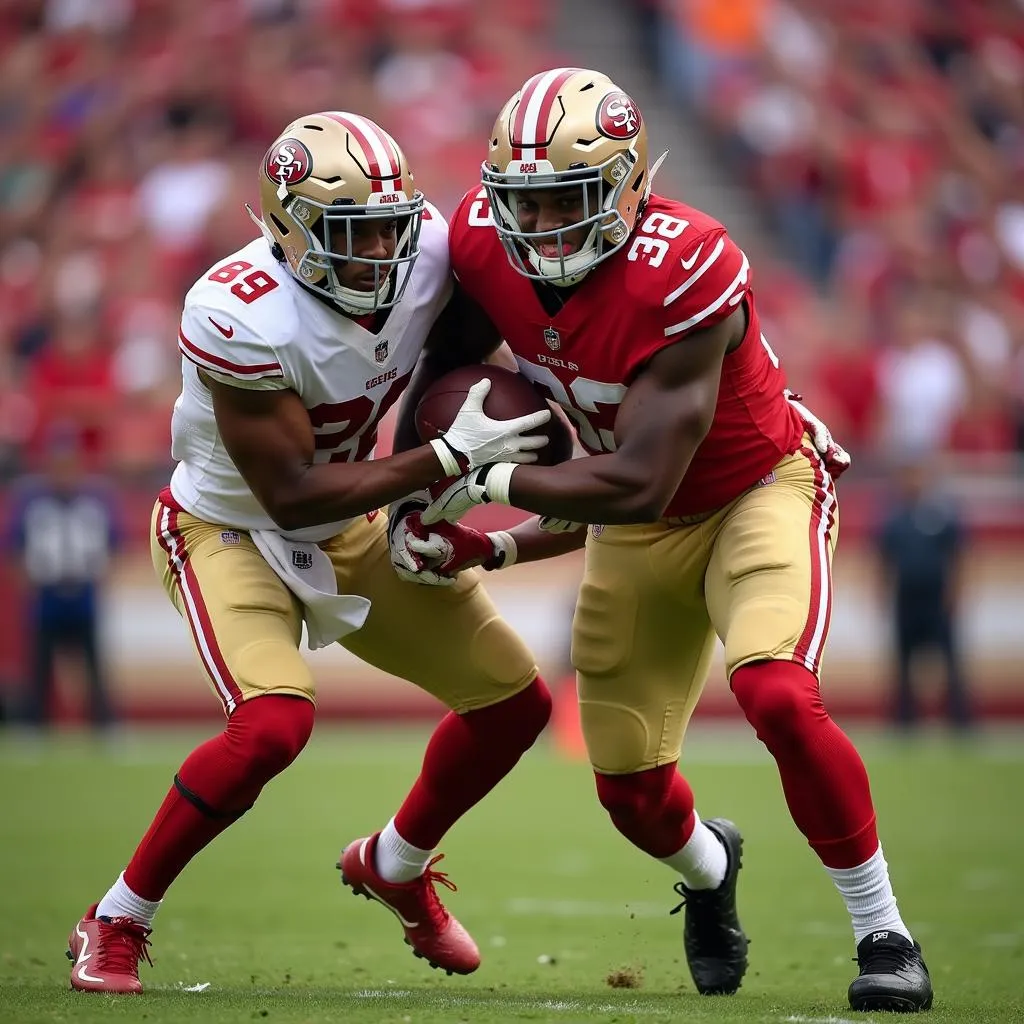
[{"left": 416, "top": 365, "right": 575, "bottom": 466}]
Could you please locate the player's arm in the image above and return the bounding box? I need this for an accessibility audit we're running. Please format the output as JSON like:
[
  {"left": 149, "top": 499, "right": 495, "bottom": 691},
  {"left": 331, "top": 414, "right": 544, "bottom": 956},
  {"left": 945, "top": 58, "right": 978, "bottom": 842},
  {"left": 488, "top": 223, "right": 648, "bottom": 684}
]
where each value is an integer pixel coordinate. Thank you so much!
[
  {"left": 423, "top": 306, "right": 744, "bottom": 526},
  {"left": 503, "top": 516, "right": 587, "bottom": 561},
  {"left": 204, "top": 370, "right": 548, "bottom": 533},
  {"left": 392, "top": 282, "right": 503, "bottom": 454}
]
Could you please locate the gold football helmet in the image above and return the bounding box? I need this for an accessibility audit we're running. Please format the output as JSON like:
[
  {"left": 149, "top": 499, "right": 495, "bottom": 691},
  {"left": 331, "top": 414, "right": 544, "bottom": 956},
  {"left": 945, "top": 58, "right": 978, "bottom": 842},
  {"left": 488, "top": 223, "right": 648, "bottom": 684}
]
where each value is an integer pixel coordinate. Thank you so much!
[
  {"left": 483, "top": 68, "right": 650, "bottom": 285},
  {"left": 253, "top": 112, "right": 424, "bottom": 313}
]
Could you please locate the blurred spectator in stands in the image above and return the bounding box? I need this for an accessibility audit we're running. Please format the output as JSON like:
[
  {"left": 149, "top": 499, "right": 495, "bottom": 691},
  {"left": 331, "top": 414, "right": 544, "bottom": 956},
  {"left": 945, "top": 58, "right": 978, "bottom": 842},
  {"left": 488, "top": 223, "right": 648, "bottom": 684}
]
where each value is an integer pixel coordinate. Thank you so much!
[
  {"left": 26, "top": 305, "right": 115, "bottom": 467},
  {"left": 2, "top": 424, "right": 122, "bottom": 732},
  {"left": 659, "top": 0, "right": 765, "bottom": 110},
  {"left": 0, "top": 345, "right": 37, "bottom": 481},
  {"left": 875, "top": 288, "right": 968, "bottom": 456},
  {"left": 876, "top": 457, "right": 972, "bottom": 733}
]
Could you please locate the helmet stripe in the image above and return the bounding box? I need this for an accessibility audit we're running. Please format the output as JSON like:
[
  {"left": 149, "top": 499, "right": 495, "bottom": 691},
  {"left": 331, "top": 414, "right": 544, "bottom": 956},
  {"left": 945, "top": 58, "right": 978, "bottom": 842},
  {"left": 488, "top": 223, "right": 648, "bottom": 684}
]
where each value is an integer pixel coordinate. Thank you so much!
[
  {"left": 323, "top": 112, "right": 401, "bottom": 193},
  {"left": 512, "top": 67, "right": 580, "bottom": 160}
]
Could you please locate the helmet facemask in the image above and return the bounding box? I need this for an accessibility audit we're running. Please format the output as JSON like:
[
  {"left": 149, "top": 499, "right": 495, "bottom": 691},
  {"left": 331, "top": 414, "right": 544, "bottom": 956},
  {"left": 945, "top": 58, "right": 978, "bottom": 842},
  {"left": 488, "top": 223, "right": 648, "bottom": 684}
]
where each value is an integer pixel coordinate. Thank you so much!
[
  {"left": 483, "top": 151, "right": 638, "bottom": 287},
  {"left": 281, "top": 193, "right": 424, "bottom": 314}
]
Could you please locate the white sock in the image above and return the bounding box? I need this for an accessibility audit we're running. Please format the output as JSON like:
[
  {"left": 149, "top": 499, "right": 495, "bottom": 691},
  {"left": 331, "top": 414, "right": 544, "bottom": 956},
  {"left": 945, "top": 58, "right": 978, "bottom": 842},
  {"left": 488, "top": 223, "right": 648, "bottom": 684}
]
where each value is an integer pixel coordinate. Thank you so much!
[
  {"left": 826, "top": 844, "right": 912, "bottom": 945},
  {"left": 95, "top": 871, "right": 162, "bottom": 929},
  {"left": 374, "top": 818, "right": 433, "bottom": 884},
  {"left": 659, "top": 812, "right": 728, "bottom": 890}
]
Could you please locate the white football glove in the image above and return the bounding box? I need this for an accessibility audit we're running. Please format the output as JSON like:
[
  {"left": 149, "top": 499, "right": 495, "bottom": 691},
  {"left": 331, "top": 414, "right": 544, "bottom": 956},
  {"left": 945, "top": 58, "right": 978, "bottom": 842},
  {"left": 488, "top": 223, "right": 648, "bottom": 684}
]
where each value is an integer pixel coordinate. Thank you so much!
[
  {"left": 420, "top": 463, "right": 518, "bottom": 525},
  {"left": 538, "top": 515, "right": 585, "bottom": 534},
  {"left": 429, "top": 378, "right": 551, "bottom": 476},
  {"left": 784, "top": 389, "right": 852, "bottom": 479},
  {"left": 387, "top": 493, "right": 457, "bottom": 587}
]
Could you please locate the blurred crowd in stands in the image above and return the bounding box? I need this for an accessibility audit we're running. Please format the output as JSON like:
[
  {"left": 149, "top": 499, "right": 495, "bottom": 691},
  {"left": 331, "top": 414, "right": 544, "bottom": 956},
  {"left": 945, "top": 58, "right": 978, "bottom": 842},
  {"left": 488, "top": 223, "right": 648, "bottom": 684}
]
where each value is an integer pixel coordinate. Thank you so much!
[
  {"left": 642, "top": 0, "right": 1024, "bottom": 467},
  {"left": 2, "top": 0, "right": 1023, "bottom": 503},
  {"left": 0, "top": 0, "right": 555, "bottom": 489}
]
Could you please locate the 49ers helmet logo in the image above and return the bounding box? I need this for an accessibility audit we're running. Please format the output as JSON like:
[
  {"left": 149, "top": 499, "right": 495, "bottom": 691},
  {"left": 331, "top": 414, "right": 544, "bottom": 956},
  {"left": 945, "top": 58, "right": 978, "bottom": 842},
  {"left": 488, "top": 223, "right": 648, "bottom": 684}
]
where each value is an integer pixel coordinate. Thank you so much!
[
  {"left": 597, "top": 91, "right": 642, "bottom": 140},
  {"left": 264, "top": 138, "right": 313, "bottom": 189}
]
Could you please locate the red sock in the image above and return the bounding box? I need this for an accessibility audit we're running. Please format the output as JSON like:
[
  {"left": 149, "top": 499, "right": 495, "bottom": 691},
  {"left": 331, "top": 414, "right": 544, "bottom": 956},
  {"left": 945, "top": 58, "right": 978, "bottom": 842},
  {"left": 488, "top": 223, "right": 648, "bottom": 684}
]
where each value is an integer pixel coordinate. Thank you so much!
[
  {"left": 394, "top": 677, "right": 551, "bottom": 850},
  {"left": 124, "top": 695, "right": 314, "bottom": 901},
  {"left": 594, "top": 764, "right": 696, "bottom": 858},
  {"left": 731, "top": 661, "right": 877, "bottom": 868}
]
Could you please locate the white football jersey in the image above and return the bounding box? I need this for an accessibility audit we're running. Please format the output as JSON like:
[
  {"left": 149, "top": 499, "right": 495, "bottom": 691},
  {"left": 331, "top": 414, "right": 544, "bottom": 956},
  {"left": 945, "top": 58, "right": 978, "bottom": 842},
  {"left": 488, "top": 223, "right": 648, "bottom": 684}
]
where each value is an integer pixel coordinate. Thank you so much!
[{"left": 169, "top": 202, "right": 452, "bottom": 542}]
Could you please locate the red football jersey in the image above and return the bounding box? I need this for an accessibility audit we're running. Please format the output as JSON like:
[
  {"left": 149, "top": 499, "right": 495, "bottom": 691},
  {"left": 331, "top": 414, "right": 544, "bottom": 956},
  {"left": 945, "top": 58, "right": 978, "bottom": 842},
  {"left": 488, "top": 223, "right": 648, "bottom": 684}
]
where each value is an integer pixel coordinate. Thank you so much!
[{"left": 449, "top": 188, "right": 805, "bottom": 517}]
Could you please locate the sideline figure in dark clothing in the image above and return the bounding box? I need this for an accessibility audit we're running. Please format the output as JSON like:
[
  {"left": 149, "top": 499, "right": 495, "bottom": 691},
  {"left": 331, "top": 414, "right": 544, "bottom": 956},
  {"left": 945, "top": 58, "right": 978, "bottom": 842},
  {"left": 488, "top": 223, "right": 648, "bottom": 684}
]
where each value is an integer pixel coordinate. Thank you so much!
[
  {"left": 3, "top": 430, "right": 121, "bottom": 730},
  {"left": 877, "top": 462, "right": 972, "bottom": 731}
]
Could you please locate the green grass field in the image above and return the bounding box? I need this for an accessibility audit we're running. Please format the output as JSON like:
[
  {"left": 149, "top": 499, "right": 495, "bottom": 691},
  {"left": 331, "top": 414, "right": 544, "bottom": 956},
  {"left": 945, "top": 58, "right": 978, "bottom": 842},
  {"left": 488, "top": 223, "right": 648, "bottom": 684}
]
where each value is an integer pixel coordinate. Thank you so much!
[{"left": 1, "top": 725, "right": 1021, "bottom": 1024}]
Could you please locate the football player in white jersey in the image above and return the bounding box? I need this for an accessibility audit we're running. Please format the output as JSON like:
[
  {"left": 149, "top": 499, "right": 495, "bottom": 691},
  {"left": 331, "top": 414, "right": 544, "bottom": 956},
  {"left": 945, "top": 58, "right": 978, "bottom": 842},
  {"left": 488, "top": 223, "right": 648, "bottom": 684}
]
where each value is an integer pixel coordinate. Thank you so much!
[{"left": 67, "top": 112, "right": 555, "bottom": 994}]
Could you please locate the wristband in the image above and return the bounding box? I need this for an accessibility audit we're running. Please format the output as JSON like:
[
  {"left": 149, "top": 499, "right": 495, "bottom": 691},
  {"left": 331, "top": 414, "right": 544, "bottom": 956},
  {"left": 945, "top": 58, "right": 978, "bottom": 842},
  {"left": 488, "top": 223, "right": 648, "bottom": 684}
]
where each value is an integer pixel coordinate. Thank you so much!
[
  {"left": 479, "top": 462, "right": 517, "bottom": 505},
  {"left": 484, "top": 530, "right": 517, "bottom": 570},
  {"left": 429, "top": 437, "right": 465, "bottom": 477}
]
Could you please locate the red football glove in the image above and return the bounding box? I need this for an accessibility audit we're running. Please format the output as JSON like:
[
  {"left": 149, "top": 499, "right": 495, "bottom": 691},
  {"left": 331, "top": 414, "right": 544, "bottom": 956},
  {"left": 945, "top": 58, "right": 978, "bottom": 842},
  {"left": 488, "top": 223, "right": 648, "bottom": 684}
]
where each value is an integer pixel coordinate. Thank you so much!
[{"left": 405, "top": 511, "right": 514, "bottom": 579}]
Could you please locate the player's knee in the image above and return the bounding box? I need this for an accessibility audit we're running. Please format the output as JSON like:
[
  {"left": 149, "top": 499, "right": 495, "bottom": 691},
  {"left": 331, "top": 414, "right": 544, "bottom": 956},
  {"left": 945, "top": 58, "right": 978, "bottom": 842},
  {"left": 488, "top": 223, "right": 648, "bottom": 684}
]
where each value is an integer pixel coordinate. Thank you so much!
[
  {"left": 464, "top": 676, "right": 552, "bottom": 748},
  {"left": 731, "top": 661, "right": 826, "bottom": 747},
  {"left": 594, "top": 764, "right": 677, "bottom": 829},
  {"left": 514, "top": 675, "right": 553, "bottom": 741},
  {"left": 227, "top": 694, "right": 314, "bottom": 777}
]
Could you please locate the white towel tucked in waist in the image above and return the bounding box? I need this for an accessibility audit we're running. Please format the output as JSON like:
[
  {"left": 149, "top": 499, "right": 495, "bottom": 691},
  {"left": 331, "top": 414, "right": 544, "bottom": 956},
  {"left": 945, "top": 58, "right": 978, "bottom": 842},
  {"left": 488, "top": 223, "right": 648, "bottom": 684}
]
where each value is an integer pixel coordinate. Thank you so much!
[{"left": 250, "top": 529, "right": 370, "bottom": 650}]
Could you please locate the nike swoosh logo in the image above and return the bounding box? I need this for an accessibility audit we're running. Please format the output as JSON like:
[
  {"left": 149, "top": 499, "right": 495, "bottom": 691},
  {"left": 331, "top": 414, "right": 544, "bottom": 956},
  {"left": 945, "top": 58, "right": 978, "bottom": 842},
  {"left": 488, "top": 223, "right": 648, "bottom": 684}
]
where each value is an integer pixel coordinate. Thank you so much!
[
  {"left": 363, "top": 883, "right": 420, "bottom": 928},
  {"left": 74, "top": 924, "right": 104, "bottom": 984},
  {"left": 357, "top": 839, "right": 420, "bottom": 928},
  {"left": 208, "top": 317, "right": 234, "bottom": 338},
  {"left": 680, "top": 243, "right": 704, "bottom": 271}
]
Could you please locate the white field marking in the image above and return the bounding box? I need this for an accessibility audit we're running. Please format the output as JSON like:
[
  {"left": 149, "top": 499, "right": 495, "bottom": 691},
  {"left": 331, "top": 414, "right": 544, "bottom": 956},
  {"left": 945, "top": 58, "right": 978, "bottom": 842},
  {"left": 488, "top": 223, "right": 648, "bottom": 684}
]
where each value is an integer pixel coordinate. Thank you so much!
[
  {"left": 354, "top": 992, "right": 674, "bottom": 1015},
  {"left": 782, "top": 1016, "right": 873, "bottom": 1024},
  {"left": 505, "top": 897, "right": 666, "bottom": 918}
]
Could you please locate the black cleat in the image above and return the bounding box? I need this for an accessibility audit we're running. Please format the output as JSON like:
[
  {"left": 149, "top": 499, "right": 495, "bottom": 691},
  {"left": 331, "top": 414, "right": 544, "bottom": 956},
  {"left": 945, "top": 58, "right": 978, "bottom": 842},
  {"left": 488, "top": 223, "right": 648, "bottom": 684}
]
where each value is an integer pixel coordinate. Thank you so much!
[
  {"left": 848, "top": 931, "right": 933, "bottom": 1013},
  {"left": 670, "top": 817, "right": 749, "bottom": 995}
]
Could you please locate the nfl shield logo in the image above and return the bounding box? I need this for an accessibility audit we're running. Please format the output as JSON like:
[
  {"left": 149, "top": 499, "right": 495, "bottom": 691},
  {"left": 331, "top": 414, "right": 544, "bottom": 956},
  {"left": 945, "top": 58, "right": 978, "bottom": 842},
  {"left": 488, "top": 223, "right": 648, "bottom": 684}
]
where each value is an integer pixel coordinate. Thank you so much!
[
  {"left": 543, "top": 327, "right": 561, "bottom": 351},
  {"left": 291, "top": 550, "right": 314, "bottom": 571},
  {"left": 374, "top": 339, "right": 389, "bottom": 364}
]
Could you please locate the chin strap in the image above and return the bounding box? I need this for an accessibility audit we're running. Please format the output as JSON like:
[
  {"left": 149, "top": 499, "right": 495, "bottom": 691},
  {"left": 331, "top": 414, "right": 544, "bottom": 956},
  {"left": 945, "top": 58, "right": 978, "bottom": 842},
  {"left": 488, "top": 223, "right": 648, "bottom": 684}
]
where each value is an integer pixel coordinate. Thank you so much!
[
  {"left": 644, "top": 150, "right": 670, "bottom": 205},
  {"left": 245, "top": 204, "right": 278, "bottom": 249}
]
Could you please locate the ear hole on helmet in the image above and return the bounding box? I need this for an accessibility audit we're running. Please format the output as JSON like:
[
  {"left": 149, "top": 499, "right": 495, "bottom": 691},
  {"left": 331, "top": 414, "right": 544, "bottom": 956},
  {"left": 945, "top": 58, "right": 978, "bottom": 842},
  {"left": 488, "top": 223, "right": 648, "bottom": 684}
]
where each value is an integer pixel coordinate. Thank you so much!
[
  {"left": 270, "top": 214, "right": 289, "bottom": 235},
  {"left": 632, "top": 171, "right": 646, "bottom": 193}
]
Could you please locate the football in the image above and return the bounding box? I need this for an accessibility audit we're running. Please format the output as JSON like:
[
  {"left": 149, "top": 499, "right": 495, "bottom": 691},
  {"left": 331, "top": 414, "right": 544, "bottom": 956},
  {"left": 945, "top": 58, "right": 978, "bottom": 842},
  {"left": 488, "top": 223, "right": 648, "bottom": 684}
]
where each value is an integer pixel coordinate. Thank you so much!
[{"left": 416, "top": 364, "right": 575, "bottom": 466}]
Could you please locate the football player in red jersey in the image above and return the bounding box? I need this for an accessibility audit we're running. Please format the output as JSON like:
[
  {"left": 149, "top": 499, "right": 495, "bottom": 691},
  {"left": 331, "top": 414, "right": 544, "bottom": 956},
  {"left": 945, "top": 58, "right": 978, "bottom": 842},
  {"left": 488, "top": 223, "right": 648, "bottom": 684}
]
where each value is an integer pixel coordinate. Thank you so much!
[{"left": 395, "top": 69, "right": 932, "bottom": 1013}]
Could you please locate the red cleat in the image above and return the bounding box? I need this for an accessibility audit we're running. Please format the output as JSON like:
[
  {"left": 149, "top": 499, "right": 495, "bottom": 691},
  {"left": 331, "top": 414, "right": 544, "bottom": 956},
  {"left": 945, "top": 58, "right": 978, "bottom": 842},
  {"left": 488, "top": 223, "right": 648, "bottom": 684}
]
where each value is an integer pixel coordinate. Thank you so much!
[
  {"left": 338, "top": 833, "right": 481, "bottom": 975},
  {"left": 67, "top": 904, "right": 152, "bottom": 994}
]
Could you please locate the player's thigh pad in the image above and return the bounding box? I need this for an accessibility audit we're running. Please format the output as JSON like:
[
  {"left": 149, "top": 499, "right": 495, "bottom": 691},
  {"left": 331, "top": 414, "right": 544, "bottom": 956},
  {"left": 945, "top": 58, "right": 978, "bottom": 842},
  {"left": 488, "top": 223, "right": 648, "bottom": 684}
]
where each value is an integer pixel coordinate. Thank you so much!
[
  {"left": 150, "top": 502, "right": 311, "bottom": 713},
  {"left": 704, "top": 441, "right": 839, "bottom": 678},
  {"left": 573, "top": 523, "right": 718, "bottom": 774},
  {"left": 322, "top": 512, "right": 538, "bottom": 713}
]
